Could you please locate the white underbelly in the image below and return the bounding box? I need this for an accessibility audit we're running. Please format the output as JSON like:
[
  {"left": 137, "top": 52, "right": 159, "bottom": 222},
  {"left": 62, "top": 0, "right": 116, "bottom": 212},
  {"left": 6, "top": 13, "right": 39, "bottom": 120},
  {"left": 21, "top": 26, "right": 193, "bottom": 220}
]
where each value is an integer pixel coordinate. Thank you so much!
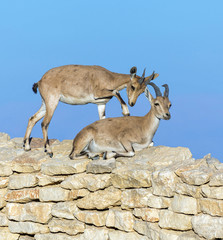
[
  {"left": 88, "top": 140, "right": 123, "bottom": 153},
  {"left": 132, "top": 140, "right": 151, "bottom": 151},
  {"left": 60, "top": 94, "right": 109, "bottom": 105}
]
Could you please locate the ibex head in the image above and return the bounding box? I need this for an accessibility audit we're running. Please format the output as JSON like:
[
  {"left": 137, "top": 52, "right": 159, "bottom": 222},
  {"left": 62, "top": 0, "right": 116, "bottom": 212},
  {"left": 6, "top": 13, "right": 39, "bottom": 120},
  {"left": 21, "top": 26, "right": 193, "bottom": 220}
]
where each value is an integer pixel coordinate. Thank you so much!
[
  {"left": 127, "top": 67, "right": 159, "bottom": 107},
  {"left": 145, "top": 83, "right": 171, "bottom": 120}
]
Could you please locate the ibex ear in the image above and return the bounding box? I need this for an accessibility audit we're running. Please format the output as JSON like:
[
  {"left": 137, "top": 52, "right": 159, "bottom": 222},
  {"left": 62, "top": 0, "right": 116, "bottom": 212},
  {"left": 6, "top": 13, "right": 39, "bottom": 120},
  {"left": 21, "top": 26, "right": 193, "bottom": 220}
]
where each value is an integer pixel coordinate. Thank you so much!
[
  {"left": 130, "top": 66, "right": 137, "bottom": 80},
  {"left": 145, "top": 87, "right": 153, "bottom": 103}
]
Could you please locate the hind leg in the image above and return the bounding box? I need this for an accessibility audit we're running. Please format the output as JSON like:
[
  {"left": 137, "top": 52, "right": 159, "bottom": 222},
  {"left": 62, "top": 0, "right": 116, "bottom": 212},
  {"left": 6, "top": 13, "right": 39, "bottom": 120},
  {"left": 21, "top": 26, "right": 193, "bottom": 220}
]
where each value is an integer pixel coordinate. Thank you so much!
[
  {"left": 23, "top": 100, "right": 46, "bottom": 151},
  {"left": 41, "top": 97, "right": 59, "bottom": 157}
]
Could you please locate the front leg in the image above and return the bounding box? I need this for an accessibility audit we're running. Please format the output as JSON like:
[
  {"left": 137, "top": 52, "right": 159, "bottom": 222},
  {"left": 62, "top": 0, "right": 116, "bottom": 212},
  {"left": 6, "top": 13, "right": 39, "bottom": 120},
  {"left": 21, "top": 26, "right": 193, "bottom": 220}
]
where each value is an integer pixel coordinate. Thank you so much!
[{"left": 94, "top": 89, "right": 130, "bottom": 116}]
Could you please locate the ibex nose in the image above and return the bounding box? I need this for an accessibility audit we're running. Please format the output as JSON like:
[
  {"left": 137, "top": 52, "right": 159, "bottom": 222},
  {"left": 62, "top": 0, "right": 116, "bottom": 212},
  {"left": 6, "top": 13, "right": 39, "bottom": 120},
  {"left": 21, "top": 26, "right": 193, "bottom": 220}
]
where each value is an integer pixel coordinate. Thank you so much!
[
  {"left": 165, "top": 113, "right": 170, "bottom": 117},
  {"left": 130, "top": 102, "right": 134, "bottom": 107}
]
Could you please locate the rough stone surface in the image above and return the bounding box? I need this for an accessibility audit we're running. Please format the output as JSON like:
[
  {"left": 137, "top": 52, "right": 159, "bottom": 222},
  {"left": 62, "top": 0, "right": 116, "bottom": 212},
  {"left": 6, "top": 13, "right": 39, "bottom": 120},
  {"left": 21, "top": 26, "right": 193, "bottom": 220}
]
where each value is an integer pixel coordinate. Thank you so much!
[
  {"left": 0, "top": 133, "right": 222, "bottom": 240},
  {"left": 106, "top": 208, "right": 134, "bottom": 232},
  {"left": 4, "top": 188, "right": 39, "bottom": 203},
  {"left": 51, "top": 201, "right": 77, "bottom": 219},
  {"left": 8, "top": 221, "right": 49, "bottom": 234},
  {"left": 201, "top": 184, "right": 223, "bottom": 199},
  {"left": 7, "top": 202, "right": 53, "bottom": 223},
  {"left": 152, "top": 168, "right": 179, "bottom": 197},
  {"left": 39, "top": 186, "right": 70, "bottom": 202},
  {"left": 159, "top": 210, "right": 192, "bottom": 230},
  {"left": 61, "top": 173, "right": 111, "bottom": 191},
  {"left": 74, "top": 208, "right": 108, "bottom": 227},
  {"left": 121, "top": 188, "right": 152, "bottom": 209},
  {"left": 192, "top": 214, "right": 223, "bottom": 239},
  {"left": 8, "top": 174, "right": 38, "bottom": 190},
  {"left": 0, "top": 227, "right": 19, "bottom": 240},
  {"left": 133, "top": 207, "right": 159, "bottom": 222},
  {"left": 77, "top": 187, "right": 121, "bottom": 210},
  {"left": 86, "top": 158, "right": 116, "bottom": 173},
  {"left": 49, "top": 217, "right": 85, "bottom": 236},
  {"left": 170, "top": 194, "right": 198, "bottom": 214},
  {"left": 199, "top": 198, "right": 223, "bottom": 216},
  {"left": 111, "top": 166, "right": 151, "bottom": 189}
]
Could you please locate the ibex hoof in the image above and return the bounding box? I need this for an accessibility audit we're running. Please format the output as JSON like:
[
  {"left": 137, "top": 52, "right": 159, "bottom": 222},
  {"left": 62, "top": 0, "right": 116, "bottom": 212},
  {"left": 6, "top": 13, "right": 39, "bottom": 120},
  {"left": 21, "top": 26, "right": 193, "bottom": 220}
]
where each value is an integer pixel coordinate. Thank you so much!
[
  {"left": 123, "top": 112, "right": 130, "bottom": 117},
  {"left": 47, "top": 152, "right": 53, "bottom": 158},
  {"left": 91, "top": 155, "right": 100, "bottom": 160}
]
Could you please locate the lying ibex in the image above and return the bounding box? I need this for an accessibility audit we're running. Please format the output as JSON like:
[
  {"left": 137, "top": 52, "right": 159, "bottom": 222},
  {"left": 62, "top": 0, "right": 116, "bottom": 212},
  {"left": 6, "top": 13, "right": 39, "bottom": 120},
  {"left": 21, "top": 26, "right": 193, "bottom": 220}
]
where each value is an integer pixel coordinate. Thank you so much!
[
  {"left": 23, "top": 65, "right": 159, "bottom": 157},
  {"left": 69, "top": 82, "right": 171, "bottom": 160}
]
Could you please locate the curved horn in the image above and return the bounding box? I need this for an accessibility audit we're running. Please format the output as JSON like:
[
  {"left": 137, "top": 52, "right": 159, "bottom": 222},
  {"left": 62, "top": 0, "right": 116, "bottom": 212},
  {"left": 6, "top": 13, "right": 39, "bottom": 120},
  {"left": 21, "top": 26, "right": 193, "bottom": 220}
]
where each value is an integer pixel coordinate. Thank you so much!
[
  {"left": 138, "top": 68, "right": 146, "bottom": 84},
  {"left": 162, "top": 84, "right": 169, "bottom": 97},
  {"left": 144, "top": 71, "right": 155, "bottom": 85},
  {"left": 148, "top": 82, "right": 162, "bottom": 97}
]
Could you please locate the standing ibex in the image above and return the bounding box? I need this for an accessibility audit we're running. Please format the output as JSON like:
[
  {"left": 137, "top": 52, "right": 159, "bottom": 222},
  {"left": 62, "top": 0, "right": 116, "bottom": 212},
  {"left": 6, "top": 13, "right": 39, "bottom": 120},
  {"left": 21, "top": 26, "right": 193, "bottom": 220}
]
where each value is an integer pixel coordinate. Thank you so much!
[
  {"left": 69, "top": 83, "right": 171, "bottom": 160},
  {"left": 23, "top": 65, "right": 159, "bottom": 157}
]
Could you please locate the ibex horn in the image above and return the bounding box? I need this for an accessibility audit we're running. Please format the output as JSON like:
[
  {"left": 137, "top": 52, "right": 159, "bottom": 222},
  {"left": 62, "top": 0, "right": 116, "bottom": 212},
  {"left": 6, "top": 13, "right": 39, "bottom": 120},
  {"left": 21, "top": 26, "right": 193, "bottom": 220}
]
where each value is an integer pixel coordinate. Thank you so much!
[
  {"left": 162, "top": 84, "right": 169, "bottom": 97},
  {"left": 138, "top": 68, "right": 146, "bottom": 84},
  {"left": 148, "top": 82, "right": 162, "bottom": 97}
]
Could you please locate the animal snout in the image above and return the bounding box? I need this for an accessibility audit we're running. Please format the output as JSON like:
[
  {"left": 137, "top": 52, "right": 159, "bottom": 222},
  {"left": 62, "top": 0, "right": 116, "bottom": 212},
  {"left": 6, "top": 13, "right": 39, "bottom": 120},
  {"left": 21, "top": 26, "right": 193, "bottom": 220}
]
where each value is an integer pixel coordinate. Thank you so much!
[
  {"left": 164, "top": 112, "right": 171, "bottom": 119},
  {"left": 130, "top": 102, "right": 134, "bottom": 107}
]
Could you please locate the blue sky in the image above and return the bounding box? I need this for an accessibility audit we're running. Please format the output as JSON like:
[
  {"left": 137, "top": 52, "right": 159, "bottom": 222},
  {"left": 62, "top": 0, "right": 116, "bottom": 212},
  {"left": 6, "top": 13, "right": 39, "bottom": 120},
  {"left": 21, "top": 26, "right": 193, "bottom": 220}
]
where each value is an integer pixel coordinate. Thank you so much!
[{"left": 0, "top": 1, "right": 222, "bottom": 161}]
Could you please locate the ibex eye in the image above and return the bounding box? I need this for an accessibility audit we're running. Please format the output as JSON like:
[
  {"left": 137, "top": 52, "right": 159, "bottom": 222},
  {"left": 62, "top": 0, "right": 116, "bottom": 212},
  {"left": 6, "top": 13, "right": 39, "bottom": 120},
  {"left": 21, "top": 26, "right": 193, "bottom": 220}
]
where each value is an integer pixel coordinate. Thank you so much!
[
  {"left": 154, "top": 103, "right": 159, "bottom": 106},
  {"left": 131, "top": 85, "right": 135, "bottom": 91}
]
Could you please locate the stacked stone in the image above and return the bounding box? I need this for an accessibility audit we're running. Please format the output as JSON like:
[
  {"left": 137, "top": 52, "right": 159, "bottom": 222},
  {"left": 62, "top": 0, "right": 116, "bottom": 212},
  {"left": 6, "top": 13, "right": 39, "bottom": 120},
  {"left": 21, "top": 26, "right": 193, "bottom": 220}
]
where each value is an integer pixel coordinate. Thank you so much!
[{"left": 0, "top": 132, "right": 223, "bottom": 240}]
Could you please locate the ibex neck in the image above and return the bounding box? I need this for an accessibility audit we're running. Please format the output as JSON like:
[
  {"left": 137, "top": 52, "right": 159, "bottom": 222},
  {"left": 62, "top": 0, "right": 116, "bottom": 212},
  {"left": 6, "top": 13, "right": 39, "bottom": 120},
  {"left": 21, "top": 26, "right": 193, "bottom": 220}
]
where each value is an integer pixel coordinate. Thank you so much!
[
  {"left": 144, "top": 110, "right": 160, "bottom": 138},
  {"left": 112, "top": 73, "right": 130, "bottom": 89}
]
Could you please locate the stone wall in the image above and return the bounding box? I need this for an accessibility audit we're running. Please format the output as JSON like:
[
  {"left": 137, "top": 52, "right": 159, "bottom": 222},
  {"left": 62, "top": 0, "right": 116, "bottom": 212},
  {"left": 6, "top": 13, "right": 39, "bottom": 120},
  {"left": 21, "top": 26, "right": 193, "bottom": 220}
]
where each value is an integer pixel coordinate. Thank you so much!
[{"left": 0, "top": 132, "right": 223, "bottom": 240}]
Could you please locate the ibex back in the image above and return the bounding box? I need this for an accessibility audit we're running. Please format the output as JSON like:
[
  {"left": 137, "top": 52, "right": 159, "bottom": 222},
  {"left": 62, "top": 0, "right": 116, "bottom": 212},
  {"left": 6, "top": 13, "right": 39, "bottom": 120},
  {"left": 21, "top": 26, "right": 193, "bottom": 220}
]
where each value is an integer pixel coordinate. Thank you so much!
[
  {"left": 69, "top": 82, "right": 171, "bottom": 160},
  {"left": 23, "top": 65, "right": 159, "bottom": 157}
]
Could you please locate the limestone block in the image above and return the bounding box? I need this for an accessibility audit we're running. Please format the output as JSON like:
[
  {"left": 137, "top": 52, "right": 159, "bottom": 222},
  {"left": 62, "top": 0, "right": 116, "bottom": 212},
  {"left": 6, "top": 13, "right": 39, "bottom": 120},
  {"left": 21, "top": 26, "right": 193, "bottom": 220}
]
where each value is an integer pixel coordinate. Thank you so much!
[
  {"left": 8, "top": 174, "right": 38, "bottom": 190},
  {"left": 70, "top": 189, "right": 89, "bottom": 200},
  {"left": 0, "top": 188, "right": 7, "bottom": 208},
  {"left": 209, "top": 171, "right": 223, "bottom": 186},
  {"left": 177, "top": 231, "right": 202, "bottom": 240},
  {"left": 49, "top": 217, "right": 85, "bottom": 236},
  {"left": 199, "top": 198, "right": 223, "bottom": 216},
  {"left": 41, "top": 159, "right": 90, "bottom": 175},
  {"left": 108, "top": 230, "right": 149, "bottom": 240},
  {"left": 0, "top": 160, "right": 13, "bottom": 177},
  {"left": 146, "top": 222, "right": 161, "bottom": 240},
  {"left": 76, "top": 186, "right": 121, "bottom": 210},
  {"left": 201, "top": 185, "right": 223, "bottom": 199},
  {"left": 106, "top": 208, "right": 134, "bottom": 232},
  {"left": 61, "top": 173, "right": 111, "bottom": 191},
  {"left": 79, "top": 227, "right": 109, "bottom": 240},
  {"left": 129, "top": 146, "right": 192, "bottom": 169},
  {"left": 5, "top": 188, "right": 39, "bottom": 203},
  {"left": 35, "top": 233, "right": 79, "bottom": 240},
  {"left": 169, "top": 194, "right": 198, "bottom": 214},
  {"left": 147, "top": 195, "right": 171, "bottom": 209},
  {"left": 0, "top": 212, "right": 8, "bottom": 226},
  {"left": 176, "top": 166, "right": 213, "bottom": 186},
  {"left": 152, "top": 168, "right": 179, "bottom": 197},
  {"left": 51, "top": 140, "right": 73, "bottom": 157},
  {"left": 0, "top": 227, "right": 19, "bottom": 240},
  {"left": 39, "top": 186, "right": 70, "bottom": 202},
  {"left": 7, "top": 202, "right": 53, "bottom": 223},
  {"left": 0, "top": 133, "right": 10, "bottom": 142},
  {"left": 133, "top": 208, "right": 159, "bottom": 222},
  {"left": 52, "top": 201, "right": 77, "bottom": 219},
  {"left": 111, "top": 166, "right": 151, "bottom": 188},
  {"left": 0, "top": 177, "right": 8, "bottom": 188},
  {"left": 9, "top": 221, "right": 49, "bottom": 234},
  {"left": 175, "top": 182, "right": 201, "bottom": 198},
  {"left": 192, "top": 214, "right": 223, "bottom": 239},
  {"left": 18, "top": 236, "right": 34, "bottom": 240},
  {"left": 121, "top": 188, "right": 152, "bottom": 209},
  {"left": 12, "top": 151, "right": 48, "bottom": 173},
  {"left": 159, "top": 229, "right": 183, "bottom": 240},
  {"left": 37, "top": 173, "right": 66, "bottom": 186},
  {"left": 133, "top": 219, "right": 150, "bottom": 236},
  {"left": 86, "top": 158, "right": 116, "bottom": 174},
  {"left": 159, "top": 210, "right": 192, "bottom": 230},
  {"left": 74, "top": 208, "right": 108, "bottom": 227}
]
